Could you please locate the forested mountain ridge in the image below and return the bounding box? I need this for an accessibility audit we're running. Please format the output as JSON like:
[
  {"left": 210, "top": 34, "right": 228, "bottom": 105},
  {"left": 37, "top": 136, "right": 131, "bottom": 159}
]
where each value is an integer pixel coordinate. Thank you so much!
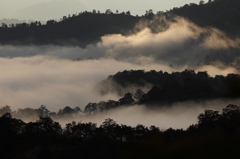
[
  {"left": 170, "top": 0, "right": 240, "bottom": 35},
  {"left": 0, "top": 12, "right": 141, "bottom": 46},
  {"left": 98, "top": 70, "right": 240, "bottom": 107},
  {"left": 0, "top": 0, "right": 240, "bottom": 46}
]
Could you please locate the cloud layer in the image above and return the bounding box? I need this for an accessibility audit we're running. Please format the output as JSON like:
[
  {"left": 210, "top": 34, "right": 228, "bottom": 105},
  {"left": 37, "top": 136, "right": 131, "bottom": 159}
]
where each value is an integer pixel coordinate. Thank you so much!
[
  {"left": 1, "top": 15, "right": 240, "bottom": 129},
  {"left": 0, "top": 16, "right": 239, "bottom": 110},
  {"left": 53, "top": 98, "right": 240, "bottom": 129},
  {"left": 0, "top": 56, "right": 180, "bottom": 111},
  {"left": 1, "top": 16, "right": 239, "bottom": 69}
]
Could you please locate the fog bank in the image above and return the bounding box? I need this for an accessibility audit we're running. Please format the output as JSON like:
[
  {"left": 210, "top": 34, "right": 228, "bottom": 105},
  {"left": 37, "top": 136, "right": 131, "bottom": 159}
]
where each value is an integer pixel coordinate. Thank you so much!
[
  {"left": 51, "top": 98, "right": 240, "bottom": 130},
  {"left": 1, "top": 15, "right": 240, "bottom": 114}
]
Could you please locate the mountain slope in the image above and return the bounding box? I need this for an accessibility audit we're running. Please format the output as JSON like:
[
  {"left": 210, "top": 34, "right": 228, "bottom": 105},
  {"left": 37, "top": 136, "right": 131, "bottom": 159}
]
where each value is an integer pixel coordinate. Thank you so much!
[
  {"left": 0, "top": 13, "right": 141, "bottom": 46},
  {"left": 170, "top": 0, "right": 240, "bottom": 35}
]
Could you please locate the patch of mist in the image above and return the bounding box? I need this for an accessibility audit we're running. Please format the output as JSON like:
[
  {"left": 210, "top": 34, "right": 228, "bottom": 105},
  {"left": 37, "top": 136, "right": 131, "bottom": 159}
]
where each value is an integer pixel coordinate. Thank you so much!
[
  {"left": 1, "top": 14, "right": 240, "bottom": 119},
  {"left": 0, "top": 56, "right": 238, "bottom": 112},
  {"left": 0, "top": 56, "right": 182, "bottom": 111},
  {"left": 1, "top": 15, "right": 240, "bottom": 70},
  {"left": 196, "top": 64, "right": 239, "bottom": 77},
  {"left": 54, "top": 98, "right": 240, "bottom": 130}
]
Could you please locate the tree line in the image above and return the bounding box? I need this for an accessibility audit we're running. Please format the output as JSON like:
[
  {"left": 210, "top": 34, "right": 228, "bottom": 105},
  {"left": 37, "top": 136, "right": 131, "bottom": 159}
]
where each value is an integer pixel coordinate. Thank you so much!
[
  {"left": 1, "top": 104, "right": 240, "bottom": 159},
  {"left": 2, "top": 69, "right": 240, "bottom": 117},
  {"left": 98, "top": 69, "right": 240, "bottom": 106},
  {"left": 0, "top": 0, "right": 239, "bottom": 46},
  {"left": 0, "top": 11, "right": 143, "bottom": 46},
  {"left": 0, "top": 105, "right": 82, "bottom": 120}
]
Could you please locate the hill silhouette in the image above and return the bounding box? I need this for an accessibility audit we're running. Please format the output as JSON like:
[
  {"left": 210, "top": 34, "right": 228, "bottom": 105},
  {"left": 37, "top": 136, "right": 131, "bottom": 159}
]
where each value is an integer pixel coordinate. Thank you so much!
[
  {"left": 0, "top": 12, "right": 141, "bottom": 46},
  {"left": 170, "top": 0, "right": 240, "bottom": 35},
  {"left": 98, "top": 69, "right": 240, "bottom": 107},
  {"left": 0, "top": 0, "right": 240, "bottom": 46}
]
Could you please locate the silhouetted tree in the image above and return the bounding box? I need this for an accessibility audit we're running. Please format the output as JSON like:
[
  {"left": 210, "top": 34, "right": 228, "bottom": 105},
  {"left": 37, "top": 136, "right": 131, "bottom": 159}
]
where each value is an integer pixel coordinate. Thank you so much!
[
  {"left": 100, "top": 118, "right": 121, "bottom": 140},
  {"left": 25, "top": 117, "right": 62, "bottom": 137},
  {"left": 46, "top": 20, "right": 57, "bottom": 25},
  {"left": 135, "top": 124, "right": 149, "bottom": 138},
  {"left": 1, "top": 23, "right": 8, "bottom": 28},
  {"left": 199, "top": 0, "right": 205, "bottom": 5},
  {"left": 39, "top": 105, "right": 50, "bottom": 117},
  {"left": 0, "top": 105, "right": 12, "bottom": 115},
  {"left": 126, "top": 11, "right": 131, "bottom": 15},
  {"left": 105, "top": 9, "right": 112, "bottom": 14},
  {"left": 119, "top": 92, "right": 135, "bottom": 105},
  {"left": 84, "top": 103, "right": 98, "bottom": 115},
  {"left": 198, "top": 110, "right": 220, "bottom": 129},
  {"left": 58, "top": 106, "right": 81, "bottom": 117}
]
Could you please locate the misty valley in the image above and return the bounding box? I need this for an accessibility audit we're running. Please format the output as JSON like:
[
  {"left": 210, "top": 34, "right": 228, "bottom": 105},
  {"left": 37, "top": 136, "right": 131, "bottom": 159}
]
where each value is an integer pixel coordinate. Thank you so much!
[{"left": 1, "top": 0, "right": 240, "bottom": 158}]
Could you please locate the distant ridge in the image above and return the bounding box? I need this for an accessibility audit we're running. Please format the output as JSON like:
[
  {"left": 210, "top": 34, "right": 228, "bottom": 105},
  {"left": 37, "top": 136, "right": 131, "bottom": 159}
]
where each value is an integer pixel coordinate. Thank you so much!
[
  {"left": 0, "top": 19, "right": 46, "bottom": 25},
  {"left": 0, "top": 0, "right": 239, "bottom": 46},
  {"left": 0, "top": 13, "right": 141, "bottom": 46}
]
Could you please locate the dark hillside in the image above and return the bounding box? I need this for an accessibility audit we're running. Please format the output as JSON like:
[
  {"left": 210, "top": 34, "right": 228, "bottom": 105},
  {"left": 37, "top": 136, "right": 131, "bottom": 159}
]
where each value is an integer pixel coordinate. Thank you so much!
[
  {"left": 98, "top": 70, "right": 240, "bottom": 106},
  {"left": 0, "top": 12, "right": 141, "bottom": 46},
  {"left": 170, "top": 0, "right": 240, "bottom": 35}
]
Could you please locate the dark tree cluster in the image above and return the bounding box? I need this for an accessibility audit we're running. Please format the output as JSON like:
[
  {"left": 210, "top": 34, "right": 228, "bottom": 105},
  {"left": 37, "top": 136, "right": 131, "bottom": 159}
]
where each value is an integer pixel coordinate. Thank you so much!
[
  {"left": 84, "top": 92, "right": 136, "bottom": 115},
  {"left": 0, "top": 92, "right": 137, "bottom": 117},
  {"left": 99, "top": 69, "right": 240, "bottom": 106},
  {"left": 0, "top": 113, "right": 158, "bottom": 159},
  {"left": 0, "top": 105, "right": 82, "bottom": 120},
  {"left": 1, "top": 104, "right": 240, "bottom": 159}
]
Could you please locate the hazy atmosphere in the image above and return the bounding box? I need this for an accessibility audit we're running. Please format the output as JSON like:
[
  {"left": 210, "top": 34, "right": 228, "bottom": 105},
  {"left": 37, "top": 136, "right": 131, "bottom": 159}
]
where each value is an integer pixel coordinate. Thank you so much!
[
  {"left": 2, "top": 1, "right": 240, "bottom": 158},
  {"left": 1, "top": 0, "right": 201, "bottom": 20},
  {"left": 1, "top": 16, "right": 239, "bottom": 113}
]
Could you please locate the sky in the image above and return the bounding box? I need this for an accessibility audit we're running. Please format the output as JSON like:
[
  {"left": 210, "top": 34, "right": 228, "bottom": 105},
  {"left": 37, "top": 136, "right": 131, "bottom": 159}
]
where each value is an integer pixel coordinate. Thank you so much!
[{"left": 0, "top": 0, "right": 202, "bottom": 20}]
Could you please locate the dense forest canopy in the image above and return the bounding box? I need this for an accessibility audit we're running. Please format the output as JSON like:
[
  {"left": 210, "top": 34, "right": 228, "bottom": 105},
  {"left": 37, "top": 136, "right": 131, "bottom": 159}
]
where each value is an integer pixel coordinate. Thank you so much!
[
  {"left": 1, "top": 104, "right": 240, "bottom": 159},
  {"left": 98, "top": 69, "right": 240, "bottom": 106}
]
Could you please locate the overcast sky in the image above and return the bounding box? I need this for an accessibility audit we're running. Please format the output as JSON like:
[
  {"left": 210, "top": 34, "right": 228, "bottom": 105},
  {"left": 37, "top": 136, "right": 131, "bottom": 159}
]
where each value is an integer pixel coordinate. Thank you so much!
[{"left": 0, "top": 0, "right": 202, "bottom": 20}]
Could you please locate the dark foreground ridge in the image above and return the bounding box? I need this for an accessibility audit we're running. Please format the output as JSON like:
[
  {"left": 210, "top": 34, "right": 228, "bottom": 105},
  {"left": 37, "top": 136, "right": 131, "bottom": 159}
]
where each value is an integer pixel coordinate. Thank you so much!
[{"left": 1, "top": 104, "right": 240, "bottom": 159}]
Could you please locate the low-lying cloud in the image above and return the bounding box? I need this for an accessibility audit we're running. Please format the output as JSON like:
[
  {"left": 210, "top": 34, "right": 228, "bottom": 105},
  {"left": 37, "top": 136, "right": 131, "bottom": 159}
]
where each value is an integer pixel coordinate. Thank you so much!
[
  {"left": 1, "top": 16, "right": 240, "bottom": 69},
  {"left": 50, "top": 98, "right": 240, "bottom": 130},
  {"left": 0, "top": 56, "right": 180, "bottom": 111},
  {"left": 1, "top": 15, "right": 240, "bottom": 123}
]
